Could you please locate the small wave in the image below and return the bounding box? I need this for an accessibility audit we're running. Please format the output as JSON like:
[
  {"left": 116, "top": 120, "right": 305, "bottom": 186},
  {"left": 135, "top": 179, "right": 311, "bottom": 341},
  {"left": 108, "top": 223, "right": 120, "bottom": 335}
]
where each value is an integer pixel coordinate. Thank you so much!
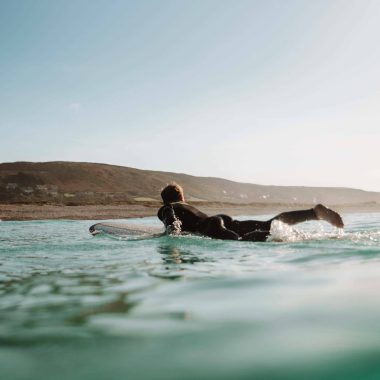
[{"left": 342, "top": 230, "right": 380, "bottom": 243}]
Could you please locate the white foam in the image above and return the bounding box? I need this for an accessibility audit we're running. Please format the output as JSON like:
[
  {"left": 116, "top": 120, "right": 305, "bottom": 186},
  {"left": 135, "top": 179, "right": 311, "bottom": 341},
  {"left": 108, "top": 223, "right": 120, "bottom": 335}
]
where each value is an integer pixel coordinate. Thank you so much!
[
  {"left": 164, "top": 215, "right": 182, "bottom": 235},
  {"left": 268, "top": 220, "right": 344, "bottom": 243},
  {"left": 268, "top": 220, "right": 380, "bottom": 244}
]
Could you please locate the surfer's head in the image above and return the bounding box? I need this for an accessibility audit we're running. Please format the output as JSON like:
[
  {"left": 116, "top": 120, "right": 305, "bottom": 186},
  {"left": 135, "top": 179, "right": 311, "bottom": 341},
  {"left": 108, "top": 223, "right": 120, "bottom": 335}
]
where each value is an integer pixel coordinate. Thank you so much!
[{"left": 161, "top": 183, "right": 185, "bottom": 204}]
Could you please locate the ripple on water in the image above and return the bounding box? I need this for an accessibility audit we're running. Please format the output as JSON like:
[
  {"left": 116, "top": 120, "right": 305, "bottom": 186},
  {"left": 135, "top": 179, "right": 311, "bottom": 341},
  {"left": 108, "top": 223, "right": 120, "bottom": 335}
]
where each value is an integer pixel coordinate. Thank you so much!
[{"left": 1, "top": 214, "right": 380, "bottom": 380}]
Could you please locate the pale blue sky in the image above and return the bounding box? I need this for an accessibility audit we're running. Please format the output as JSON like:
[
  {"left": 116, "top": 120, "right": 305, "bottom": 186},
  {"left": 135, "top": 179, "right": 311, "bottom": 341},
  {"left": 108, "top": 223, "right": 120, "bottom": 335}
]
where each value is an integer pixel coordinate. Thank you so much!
[{"left": 1, "top": 0, "right": 380, "bottom": 191}]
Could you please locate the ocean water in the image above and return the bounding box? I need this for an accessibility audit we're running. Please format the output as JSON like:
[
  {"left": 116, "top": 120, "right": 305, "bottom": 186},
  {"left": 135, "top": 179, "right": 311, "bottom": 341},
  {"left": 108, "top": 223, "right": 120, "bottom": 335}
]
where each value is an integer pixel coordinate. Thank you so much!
[{"left": 1, "top": 213, "right": 380, "bottom": 380}]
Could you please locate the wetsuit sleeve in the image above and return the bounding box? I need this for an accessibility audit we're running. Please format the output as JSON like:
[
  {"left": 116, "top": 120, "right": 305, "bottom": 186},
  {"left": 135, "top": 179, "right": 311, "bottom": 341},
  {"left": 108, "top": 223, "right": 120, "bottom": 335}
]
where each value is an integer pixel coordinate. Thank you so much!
[{"left": 157, "top": 205, "right": 177, "bottom": 233}]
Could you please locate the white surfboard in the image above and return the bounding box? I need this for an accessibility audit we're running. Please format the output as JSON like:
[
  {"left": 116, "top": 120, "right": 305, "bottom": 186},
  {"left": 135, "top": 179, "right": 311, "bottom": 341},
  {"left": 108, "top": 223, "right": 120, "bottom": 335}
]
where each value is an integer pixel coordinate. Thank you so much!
[{"left": 89, "top": 222, "right": 165, "bottom": 238}]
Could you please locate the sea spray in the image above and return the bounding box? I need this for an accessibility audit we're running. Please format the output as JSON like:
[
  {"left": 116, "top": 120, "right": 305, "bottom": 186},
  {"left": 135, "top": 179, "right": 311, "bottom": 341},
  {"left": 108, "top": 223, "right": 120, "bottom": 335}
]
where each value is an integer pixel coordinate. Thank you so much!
[{"left": 269, "top": 219, "right": 344, "bottom": 242}]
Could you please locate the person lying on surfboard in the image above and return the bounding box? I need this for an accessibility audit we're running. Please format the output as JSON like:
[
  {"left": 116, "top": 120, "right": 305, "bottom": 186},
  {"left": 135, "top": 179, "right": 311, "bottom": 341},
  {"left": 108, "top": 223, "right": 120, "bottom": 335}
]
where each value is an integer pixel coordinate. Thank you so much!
[{"left": 157, "top": 183, "right": 344, "bottom": 242}]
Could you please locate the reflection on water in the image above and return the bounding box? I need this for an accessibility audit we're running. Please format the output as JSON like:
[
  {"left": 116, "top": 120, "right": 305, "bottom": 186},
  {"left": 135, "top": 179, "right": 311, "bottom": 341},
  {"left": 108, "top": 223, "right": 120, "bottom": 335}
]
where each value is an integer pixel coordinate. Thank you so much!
[
  {"left": 1, "top": 214, "right": 380, "bottom": 380},
  {"left": 158, "top": 242, "right": 209, "bottom": 264}
]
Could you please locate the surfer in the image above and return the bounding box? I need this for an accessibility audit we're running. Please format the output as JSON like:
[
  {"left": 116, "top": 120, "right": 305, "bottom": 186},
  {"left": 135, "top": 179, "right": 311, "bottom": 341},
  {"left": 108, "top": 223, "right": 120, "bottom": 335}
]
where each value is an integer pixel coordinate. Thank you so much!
[{"left": 157, "top": 183, "right": 344, "bottom": 242}]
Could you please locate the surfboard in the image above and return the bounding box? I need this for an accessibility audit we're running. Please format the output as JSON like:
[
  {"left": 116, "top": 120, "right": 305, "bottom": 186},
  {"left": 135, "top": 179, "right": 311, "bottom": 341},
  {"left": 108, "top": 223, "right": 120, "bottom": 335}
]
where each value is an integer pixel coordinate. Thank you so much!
[{"left": 89, "top": 222, "right": 165, "bottom": 238}]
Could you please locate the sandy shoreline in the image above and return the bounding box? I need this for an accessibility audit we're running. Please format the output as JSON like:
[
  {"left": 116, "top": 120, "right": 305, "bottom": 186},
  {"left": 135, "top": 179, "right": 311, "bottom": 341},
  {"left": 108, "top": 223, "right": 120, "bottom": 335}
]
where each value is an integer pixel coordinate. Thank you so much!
[{"left": 1, "top": 202, "right": 380, "bottom": 222}]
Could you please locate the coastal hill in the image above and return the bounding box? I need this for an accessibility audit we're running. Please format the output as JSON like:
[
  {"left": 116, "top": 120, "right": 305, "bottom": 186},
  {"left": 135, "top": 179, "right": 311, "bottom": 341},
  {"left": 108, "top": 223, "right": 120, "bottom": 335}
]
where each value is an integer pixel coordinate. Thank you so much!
[{"left": 1, "top": 161, "right": 379, "bottom": 206}]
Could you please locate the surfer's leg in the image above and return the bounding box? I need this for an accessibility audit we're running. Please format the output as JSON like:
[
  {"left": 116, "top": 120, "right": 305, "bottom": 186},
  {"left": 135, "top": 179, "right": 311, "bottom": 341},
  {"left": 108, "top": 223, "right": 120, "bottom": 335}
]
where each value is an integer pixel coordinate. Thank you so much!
[
  {"left": 201, "top": 216, "right": 239, "bottom": 240},
  {"left": 221, "top": 215, "right": 272, "bottom": 242},
  {"left": 314, "top": 204, "right": 344, "bottom": 228},
  {"left": 215, "top": 215, "right": 272, "bottom": 237},
  {"left": 270, "top": 204, "right": 344, "bottom": 228},
  {"left": 232, "top": 219, "right": 272, "bottom": 236}
]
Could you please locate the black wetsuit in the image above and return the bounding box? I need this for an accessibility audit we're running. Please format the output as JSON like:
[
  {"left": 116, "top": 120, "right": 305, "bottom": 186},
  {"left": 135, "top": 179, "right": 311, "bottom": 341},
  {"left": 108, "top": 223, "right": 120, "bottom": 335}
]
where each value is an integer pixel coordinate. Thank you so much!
[
  {"left": 157, "top": 201, "right": 343, "bottom": 242},
  {"left": 157, "top": 202, "right": 272, "bottom": 241}
]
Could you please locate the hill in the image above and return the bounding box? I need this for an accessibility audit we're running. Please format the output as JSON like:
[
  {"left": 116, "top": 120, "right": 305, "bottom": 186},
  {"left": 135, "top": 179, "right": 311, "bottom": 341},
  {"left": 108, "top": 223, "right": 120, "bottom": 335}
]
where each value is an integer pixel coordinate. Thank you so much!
[{"left": 1, "top": 161, "right": 379, "bottom": 206}]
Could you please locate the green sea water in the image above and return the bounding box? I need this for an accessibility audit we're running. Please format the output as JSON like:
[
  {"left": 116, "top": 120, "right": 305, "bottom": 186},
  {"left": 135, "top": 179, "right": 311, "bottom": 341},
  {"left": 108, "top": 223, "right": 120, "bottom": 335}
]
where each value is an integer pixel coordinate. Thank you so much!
[{"left": 1, "top": 213, "right": 380, "bottom": 380}]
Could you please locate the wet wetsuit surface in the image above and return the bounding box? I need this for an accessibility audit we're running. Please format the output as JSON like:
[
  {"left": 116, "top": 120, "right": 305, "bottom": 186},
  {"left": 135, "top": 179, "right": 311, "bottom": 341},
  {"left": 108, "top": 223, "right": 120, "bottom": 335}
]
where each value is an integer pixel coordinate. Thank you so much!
[
  {"left": 157, "top": 202, "right": 208, "bottom": 232},
  {"left": 157, "top": 202, "right": 334, "bottom": 242},
  {"left": 157, "top": 202, "right": 271, "bottom": 241}
]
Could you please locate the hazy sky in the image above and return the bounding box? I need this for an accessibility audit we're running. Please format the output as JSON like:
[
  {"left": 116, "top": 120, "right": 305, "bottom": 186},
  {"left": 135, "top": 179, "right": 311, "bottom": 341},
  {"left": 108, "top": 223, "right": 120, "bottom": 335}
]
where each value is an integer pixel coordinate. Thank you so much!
[{"left": 1, "top": 0, "right": 380, "bottom": 191}]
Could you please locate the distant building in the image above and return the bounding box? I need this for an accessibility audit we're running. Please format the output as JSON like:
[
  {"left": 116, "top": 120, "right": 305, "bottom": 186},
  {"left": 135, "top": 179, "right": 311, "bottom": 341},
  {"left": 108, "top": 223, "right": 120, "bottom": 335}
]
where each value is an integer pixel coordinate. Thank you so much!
[
  {"left": 35, "top": 184, "right": 59, "bottom": 197},
  {"left": 6, "top": 183, "right": 18, "bottom": 190},
  {"left": 47, "top": 190, "right": 58, "bottom": 197},
  {"left": 22, "top": 187, "right": 34, "bottom": 194}
]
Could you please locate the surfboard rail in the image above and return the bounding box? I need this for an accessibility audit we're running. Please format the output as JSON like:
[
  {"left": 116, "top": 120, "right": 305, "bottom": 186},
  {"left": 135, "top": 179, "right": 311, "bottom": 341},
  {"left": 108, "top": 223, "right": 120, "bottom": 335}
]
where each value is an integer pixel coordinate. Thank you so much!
[{"left": 89, "top": 222, "right": 165, "bottom": 238}]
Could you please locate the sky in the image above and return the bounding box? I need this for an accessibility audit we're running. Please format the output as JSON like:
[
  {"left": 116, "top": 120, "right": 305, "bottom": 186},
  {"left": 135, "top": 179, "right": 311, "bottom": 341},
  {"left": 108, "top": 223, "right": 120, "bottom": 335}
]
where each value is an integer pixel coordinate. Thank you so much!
[{"left": 1, "top": 0, "right": 380, "bottom": 191}]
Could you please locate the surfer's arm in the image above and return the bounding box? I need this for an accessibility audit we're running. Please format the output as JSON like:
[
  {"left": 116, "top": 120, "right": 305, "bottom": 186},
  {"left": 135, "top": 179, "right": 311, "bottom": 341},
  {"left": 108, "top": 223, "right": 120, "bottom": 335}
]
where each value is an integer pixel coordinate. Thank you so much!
[{"left": 158, "top": 205, "right": 180, "bottom": 234}]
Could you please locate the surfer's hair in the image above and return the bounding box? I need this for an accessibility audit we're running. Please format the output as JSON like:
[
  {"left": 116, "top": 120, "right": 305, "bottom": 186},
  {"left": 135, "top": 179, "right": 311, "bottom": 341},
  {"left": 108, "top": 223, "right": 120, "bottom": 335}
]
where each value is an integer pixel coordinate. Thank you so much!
[{"left": 161, "top": 182, "right": 185, "bottom": 204}]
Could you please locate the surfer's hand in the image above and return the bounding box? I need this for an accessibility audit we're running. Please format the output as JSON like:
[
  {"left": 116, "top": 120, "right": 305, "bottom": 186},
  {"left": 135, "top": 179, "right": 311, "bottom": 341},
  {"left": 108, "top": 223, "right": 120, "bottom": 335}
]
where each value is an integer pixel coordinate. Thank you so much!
[{"left": 166, "top": 220, "right": 182, "bottom": 235}]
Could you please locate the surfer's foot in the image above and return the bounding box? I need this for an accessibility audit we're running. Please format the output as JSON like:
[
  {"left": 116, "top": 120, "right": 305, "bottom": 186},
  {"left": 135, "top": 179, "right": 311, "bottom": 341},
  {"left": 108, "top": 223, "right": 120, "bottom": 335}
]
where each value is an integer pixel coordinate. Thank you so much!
[
  {"left": 314, "top": 204, "right": 344, "bottom": 228},
  {"left": 89, "top": 224, "right": 99, "bottom": 235}
]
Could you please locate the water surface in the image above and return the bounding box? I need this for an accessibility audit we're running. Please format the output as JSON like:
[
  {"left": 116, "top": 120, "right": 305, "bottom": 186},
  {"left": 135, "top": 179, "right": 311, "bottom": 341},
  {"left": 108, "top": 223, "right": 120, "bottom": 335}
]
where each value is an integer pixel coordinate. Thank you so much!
[{"left": 1, "top": 213, "right": 380, "bottom": 380}]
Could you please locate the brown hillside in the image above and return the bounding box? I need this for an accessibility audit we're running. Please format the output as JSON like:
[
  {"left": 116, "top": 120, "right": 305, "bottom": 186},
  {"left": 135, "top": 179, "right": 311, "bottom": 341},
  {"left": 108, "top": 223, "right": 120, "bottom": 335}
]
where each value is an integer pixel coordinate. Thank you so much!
[{"left": 1, "top": 161, "right": 379, "bottom": 205}]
